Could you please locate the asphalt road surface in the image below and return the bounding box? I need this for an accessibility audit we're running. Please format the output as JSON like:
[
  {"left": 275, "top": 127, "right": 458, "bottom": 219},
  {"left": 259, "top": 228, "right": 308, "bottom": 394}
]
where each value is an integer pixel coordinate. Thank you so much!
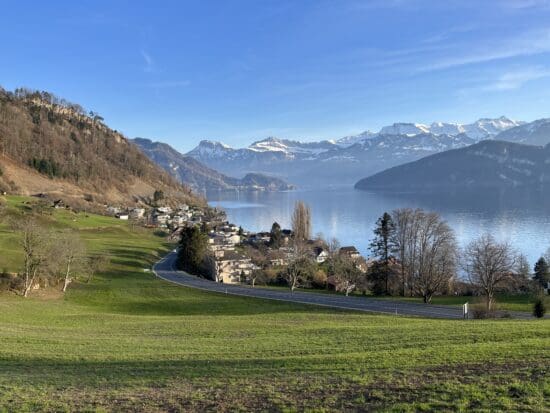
[{"left": 153, "top": 251, "right": 533, "bottom": 319}]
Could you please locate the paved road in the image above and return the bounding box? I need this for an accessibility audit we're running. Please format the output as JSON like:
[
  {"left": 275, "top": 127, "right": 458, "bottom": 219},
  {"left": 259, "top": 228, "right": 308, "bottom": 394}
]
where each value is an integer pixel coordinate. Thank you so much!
[{"left": 153, "top": 251, "right": 533, "bottom": 319}]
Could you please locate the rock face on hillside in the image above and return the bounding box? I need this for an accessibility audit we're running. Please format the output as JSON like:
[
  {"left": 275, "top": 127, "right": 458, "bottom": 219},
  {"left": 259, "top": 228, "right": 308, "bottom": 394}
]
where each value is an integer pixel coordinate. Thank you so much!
[
  {"left": 185, "top": 117, "right": 523, "bottom": 186},
  {"left": 354, "top": 140, "right": 550, "bottom": 192},
  {"left": 133, "top": 138, "right": 294, "bottom": 192},
  {"left": 0, "top": 87, "right": 202, "bottom": 208}
]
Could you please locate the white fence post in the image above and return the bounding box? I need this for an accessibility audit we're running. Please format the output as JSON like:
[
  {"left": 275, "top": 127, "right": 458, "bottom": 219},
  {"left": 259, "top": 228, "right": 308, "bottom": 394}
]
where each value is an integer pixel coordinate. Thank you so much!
[{"left": 463, "top": 302, "right": 469, "bottom": 319}]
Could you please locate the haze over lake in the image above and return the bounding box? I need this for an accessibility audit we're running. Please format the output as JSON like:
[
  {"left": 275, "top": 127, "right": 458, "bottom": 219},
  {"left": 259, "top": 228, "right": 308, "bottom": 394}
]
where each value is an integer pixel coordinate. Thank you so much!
[{"left": 208, "top": 187, "right": 550, "bottom": 265}]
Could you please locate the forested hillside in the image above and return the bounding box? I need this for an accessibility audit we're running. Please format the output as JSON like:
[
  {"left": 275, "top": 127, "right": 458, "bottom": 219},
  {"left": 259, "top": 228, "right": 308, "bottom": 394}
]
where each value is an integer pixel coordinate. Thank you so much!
[{"left": 0, "top": 87, "right": 201, "bottom": 208}]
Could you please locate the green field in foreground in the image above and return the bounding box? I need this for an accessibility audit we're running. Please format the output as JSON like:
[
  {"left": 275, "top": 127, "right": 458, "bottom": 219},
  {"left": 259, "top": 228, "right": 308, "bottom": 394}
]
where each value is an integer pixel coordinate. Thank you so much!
[{"left": 0, "top": 196, "right": 549, "bottom": 412}]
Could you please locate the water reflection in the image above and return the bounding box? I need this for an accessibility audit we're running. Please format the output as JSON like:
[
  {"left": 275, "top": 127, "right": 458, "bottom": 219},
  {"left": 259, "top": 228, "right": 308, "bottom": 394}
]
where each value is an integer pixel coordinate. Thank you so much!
[{"left": 207, "top": 187, "right": 550, "bottom": 265}]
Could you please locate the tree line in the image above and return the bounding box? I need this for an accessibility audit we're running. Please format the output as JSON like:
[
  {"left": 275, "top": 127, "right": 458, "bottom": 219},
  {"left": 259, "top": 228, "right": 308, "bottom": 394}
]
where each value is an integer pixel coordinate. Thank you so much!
[{"left": 369, "top": 208, "right": 548, "bottom": 312}]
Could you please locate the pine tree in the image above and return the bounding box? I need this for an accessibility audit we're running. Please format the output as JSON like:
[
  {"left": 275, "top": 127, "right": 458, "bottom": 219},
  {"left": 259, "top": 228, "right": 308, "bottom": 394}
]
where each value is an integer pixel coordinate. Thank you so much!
[
  {"left": 269, "top": 222, "right": 282, "bottom": 248},
  {"left": 533, "top": 257, "right": 550, "bottom": 288},
  {"left": 178, "top": 226, "right": 208, "bottom": 274},
  {"left": 369, "top": 212, "right": 396, "bottom": 295}
]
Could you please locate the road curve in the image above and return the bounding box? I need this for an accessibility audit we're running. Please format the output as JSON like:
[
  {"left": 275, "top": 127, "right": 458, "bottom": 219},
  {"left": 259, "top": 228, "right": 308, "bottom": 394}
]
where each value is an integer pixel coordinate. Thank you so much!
[{"left": 153, "top": 251, "right": 532, "bottom": 319}]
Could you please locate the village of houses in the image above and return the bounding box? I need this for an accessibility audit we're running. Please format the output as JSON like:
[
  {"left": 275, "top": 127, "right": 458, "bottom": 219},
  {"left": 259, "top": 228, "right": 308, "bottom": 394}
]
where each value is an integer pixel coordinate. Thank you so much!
[{"left": 106, "top": 202, "right": 370, "bottom": 289}]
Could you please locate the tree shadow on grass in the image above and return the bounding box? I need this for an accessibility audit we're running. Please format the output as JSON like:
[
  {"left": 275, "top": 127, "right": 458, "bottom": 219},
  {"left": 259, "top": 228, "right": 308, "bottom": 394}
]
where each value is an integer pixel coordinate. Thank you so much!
[{"left": 0, "top": 356, "right": 311, "bottom": 387}]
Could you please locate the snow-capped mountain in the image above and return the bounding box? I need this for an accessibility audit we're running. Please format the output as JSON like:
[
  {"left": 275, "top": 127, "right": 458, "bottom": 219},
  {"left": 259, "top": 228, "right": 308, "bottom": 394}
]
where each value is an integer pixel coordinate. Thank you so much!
[
  {"left": 133, "top": 138, "right": 294, "bottom": 192},
  {"left": 429, "top": 122, "right": 465, "bottom": 136},
  {"left": 462, "top": 116, "right": 524, "bottom": 140},
  {"left": 248, "top": 137, "right": 336, "bottom": 156},
  {"left": 379, "top": 123, "right": 431, "bottom": 136},
  {"left": 186, "top": 116, "right": 527, "bottom": 187},
  {"left": 334, "top": 131, "right": 377, "bottom": 147},
  {"left": 378, "top": 116, "right": 522, "bottom": 140},
  {"left": 491, "top": 118, "right": 550, "bottom": 146}
]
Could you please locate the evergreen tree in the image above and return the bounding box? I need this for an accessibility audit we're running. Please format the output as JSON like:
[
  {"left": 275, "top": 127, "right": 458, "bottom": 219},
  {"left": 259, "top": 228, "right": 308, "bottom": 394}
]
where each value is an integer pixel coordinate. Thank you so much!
[
  {"left": 369, "top": 212, "right": 396, "bottom": 294},
  {"left": 533, "top": 257, "right": 550, "bottom": 288},
  {"left": 178, "top": 226, "right": 208, "bottom": 274},
  {"left": 269, "top": 222, "right": 282, "bottom": 248},
  {"left": 153, "top": 190, "right": 164, "bottom": 204}
]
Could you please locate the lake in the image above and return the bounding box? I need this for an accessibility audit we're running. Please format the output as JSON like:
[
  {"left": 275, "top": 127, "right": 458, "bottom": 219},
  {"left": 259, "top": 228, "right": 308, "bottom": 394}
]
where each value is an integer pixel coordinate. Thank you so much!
[{"left": 207, "top": 187, "right": 550, "bottom": 266}]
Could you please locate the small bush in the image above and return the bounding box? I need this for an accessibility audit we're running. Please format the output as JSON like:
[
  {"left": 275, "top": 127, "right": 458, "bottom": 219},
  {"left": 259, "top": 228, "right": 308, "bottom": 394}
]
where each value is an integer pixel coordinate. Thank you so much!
[
  {"left": 533, "top": 298, "right": 546, "bottom": 318},
  {"left": 470, "top": 302, "right": 498, "bottom": 319},
  {"left": 0, "top": 270, "right": 11, "bottom": 291}
]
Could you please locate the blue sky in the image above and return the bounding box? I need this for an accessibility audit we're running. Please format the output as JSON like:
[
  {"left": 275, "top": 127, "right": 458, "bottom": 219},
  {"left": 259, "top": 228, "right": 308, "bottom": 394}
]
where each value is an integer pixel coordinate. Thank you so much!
[{"left": 2, "top": 0, "right": 550, "bottom": 152}]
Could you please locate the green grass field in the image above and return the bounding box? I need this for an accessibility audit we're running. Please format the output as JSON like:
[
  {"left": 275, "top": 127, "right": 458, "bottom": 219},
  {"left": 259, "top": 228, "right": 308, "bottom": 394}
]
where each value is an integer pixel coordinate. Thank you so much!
[{"left": 0, "top": 196, "right": 549, "bottom": 412}]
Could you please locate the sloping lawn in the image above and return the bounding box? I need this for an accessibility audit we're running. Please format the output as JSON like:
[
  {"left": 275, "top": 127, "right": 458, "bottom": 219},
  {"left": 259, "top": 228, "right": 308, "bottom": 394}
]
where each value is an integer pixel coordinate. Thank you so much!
[{"left": 0, "top": 196, "right": 549, "bottom": 412}]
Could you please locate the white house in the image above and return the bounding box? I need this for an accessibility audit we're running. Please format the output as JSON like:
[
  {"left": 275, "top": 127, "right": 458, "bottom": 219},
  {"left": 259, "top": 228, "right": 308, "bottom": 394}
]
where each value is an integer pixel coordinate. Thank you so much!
[
  {"left": 157, "top": 206, "right": 173, "bottom": 214},
  {"left": 130, "top": 208, "right": 145, "bottom": 219},
  {"left": 314, "top": 247, "right": 329, "bottom": 263}
]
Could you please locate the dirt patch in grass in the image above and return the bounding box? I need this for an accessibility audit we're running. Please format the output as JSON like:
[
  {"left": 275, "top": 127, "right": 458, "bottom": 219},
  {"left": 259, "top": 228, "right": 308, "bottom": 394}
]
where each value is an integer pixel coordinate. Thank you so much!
[{"left": 2, "top": 362, "right": 547, "bottom": 412}]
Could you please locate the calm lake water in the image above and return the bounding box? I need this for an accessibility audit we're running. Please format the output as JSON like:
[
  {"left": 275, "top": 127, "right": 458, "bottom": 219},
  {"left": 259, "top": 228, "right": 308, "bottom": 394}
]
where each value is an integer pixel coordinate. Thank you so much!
[{"left": 207, "top": 187, "right": 550, "bottom": 266}]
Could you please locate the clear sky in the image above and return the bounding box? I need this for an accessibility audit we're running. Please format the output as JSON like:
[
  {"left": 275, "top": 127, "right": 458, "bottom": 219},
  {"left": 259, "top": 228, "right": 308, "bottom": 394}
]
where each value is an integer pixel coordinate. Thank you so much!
[{"left": 2, "top": 0, "right": 550, "bottom": 152}]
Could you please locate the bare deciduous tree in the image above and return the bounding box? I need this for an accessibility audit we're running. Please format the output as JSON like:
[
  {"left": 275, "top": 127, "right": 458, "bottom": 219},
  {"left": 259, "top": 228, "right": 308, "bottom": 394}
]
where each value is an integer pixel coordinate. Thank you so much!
[
  {"left": 413, "top": 212, "right": 457, "bottom": 303},
  {"left": 14, "top": 219, "right": 50, "bottom": 297},
  {"left": 391, "top": 209, "right": 457, "bottom": 302},
  {"left": 291, "top": 201, "right": 311, "bottom": 245},
  {"left": 86, "top": 254, "right": 110, "bottom": 283},
  {"left": 331, "top": 254, "right": 364, "bottom": 296},
  {"left": 283, "top": 254, "right": 315, "bottom": 292},
  {"left": 391, "top": 208, "right": 417, "bottom": 296},
  {"left": 462, "top": 234, "right": 517, "bottom": 311},
  {"left": 53, "top": 231, "right": 88, "bottom": 292}
]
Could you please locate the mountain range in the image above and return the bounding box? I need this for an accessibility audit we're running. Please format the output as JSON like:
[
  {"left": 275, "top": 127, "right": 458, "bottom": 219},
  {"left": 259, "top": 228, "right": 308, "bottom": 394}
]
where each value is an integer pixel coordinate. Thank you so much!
[
  {"left": 355, "top": 139, "right": 550, "bottom": 192},
  {"left": 132, "top": 138, "right": 294, "bottom": 192},
  {"left": 186, "top": 117, "right": 526, "bottom": 186}
]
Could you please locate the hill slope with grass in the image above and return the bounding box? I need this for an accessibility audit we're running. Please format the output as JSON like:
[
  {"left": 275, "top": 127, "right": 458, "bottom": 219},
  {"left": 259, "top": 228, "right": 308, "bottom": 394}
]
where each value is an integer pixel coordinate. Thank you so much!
[
  {"left": 0, "top": 195, "right": 549, "bottom": 412},
  {"left": 0, "top": 88, "right": 202, "bottom": 209}
]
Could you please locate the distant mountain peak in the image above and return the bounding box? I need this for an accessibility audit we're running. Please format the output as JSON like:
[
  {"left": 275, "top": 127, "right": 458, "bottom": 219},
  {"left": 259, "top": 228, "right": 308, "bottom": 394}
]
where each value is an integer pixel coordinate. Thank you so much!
[
  {"left": 198, "top": 139, "right": 232, "bottom": 148},
  {"left": 379, "top": 122, "right": 431, "bottom": 136}
]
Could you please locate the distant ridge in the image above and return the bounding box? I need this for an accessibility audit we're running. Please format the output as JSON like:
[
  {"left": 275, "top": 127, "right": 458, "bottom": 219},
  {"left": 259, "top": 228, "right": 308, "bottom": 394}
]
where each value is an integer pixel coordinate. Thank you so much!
[
  {"left": 133, "top": 138, "right": 294, "bottom": 192},
  {"left": 355, "top": 140, "right": 550, "bottom": 192}
]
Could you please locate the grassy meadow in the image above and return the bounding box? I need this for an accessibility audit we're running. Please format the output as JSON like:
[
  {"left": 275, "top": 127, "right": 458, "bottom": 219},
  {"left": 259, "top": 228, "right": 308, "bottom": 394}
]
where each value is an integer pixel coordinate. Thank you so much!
[{"left": 0, "top": 196, "right": 549, "bottom": 412}]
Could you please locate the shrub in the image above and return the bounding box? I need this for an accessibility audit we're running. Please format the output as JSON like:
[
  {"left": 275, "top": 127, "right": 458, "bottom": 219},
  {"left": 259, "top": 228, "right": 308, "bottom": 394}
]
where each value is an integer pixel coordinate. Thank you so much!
[
  {"left": 533, "top": 298, "right": 546, "bottom": 318},
  {"left": 0, "top": 270, "right": 11, "bottom": 291},
  {"left": 470, "top": 302, "right": 499, "bottom": 319},
  {"left": 311, "top": 269, "right": 327, "bottom": 289}
]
